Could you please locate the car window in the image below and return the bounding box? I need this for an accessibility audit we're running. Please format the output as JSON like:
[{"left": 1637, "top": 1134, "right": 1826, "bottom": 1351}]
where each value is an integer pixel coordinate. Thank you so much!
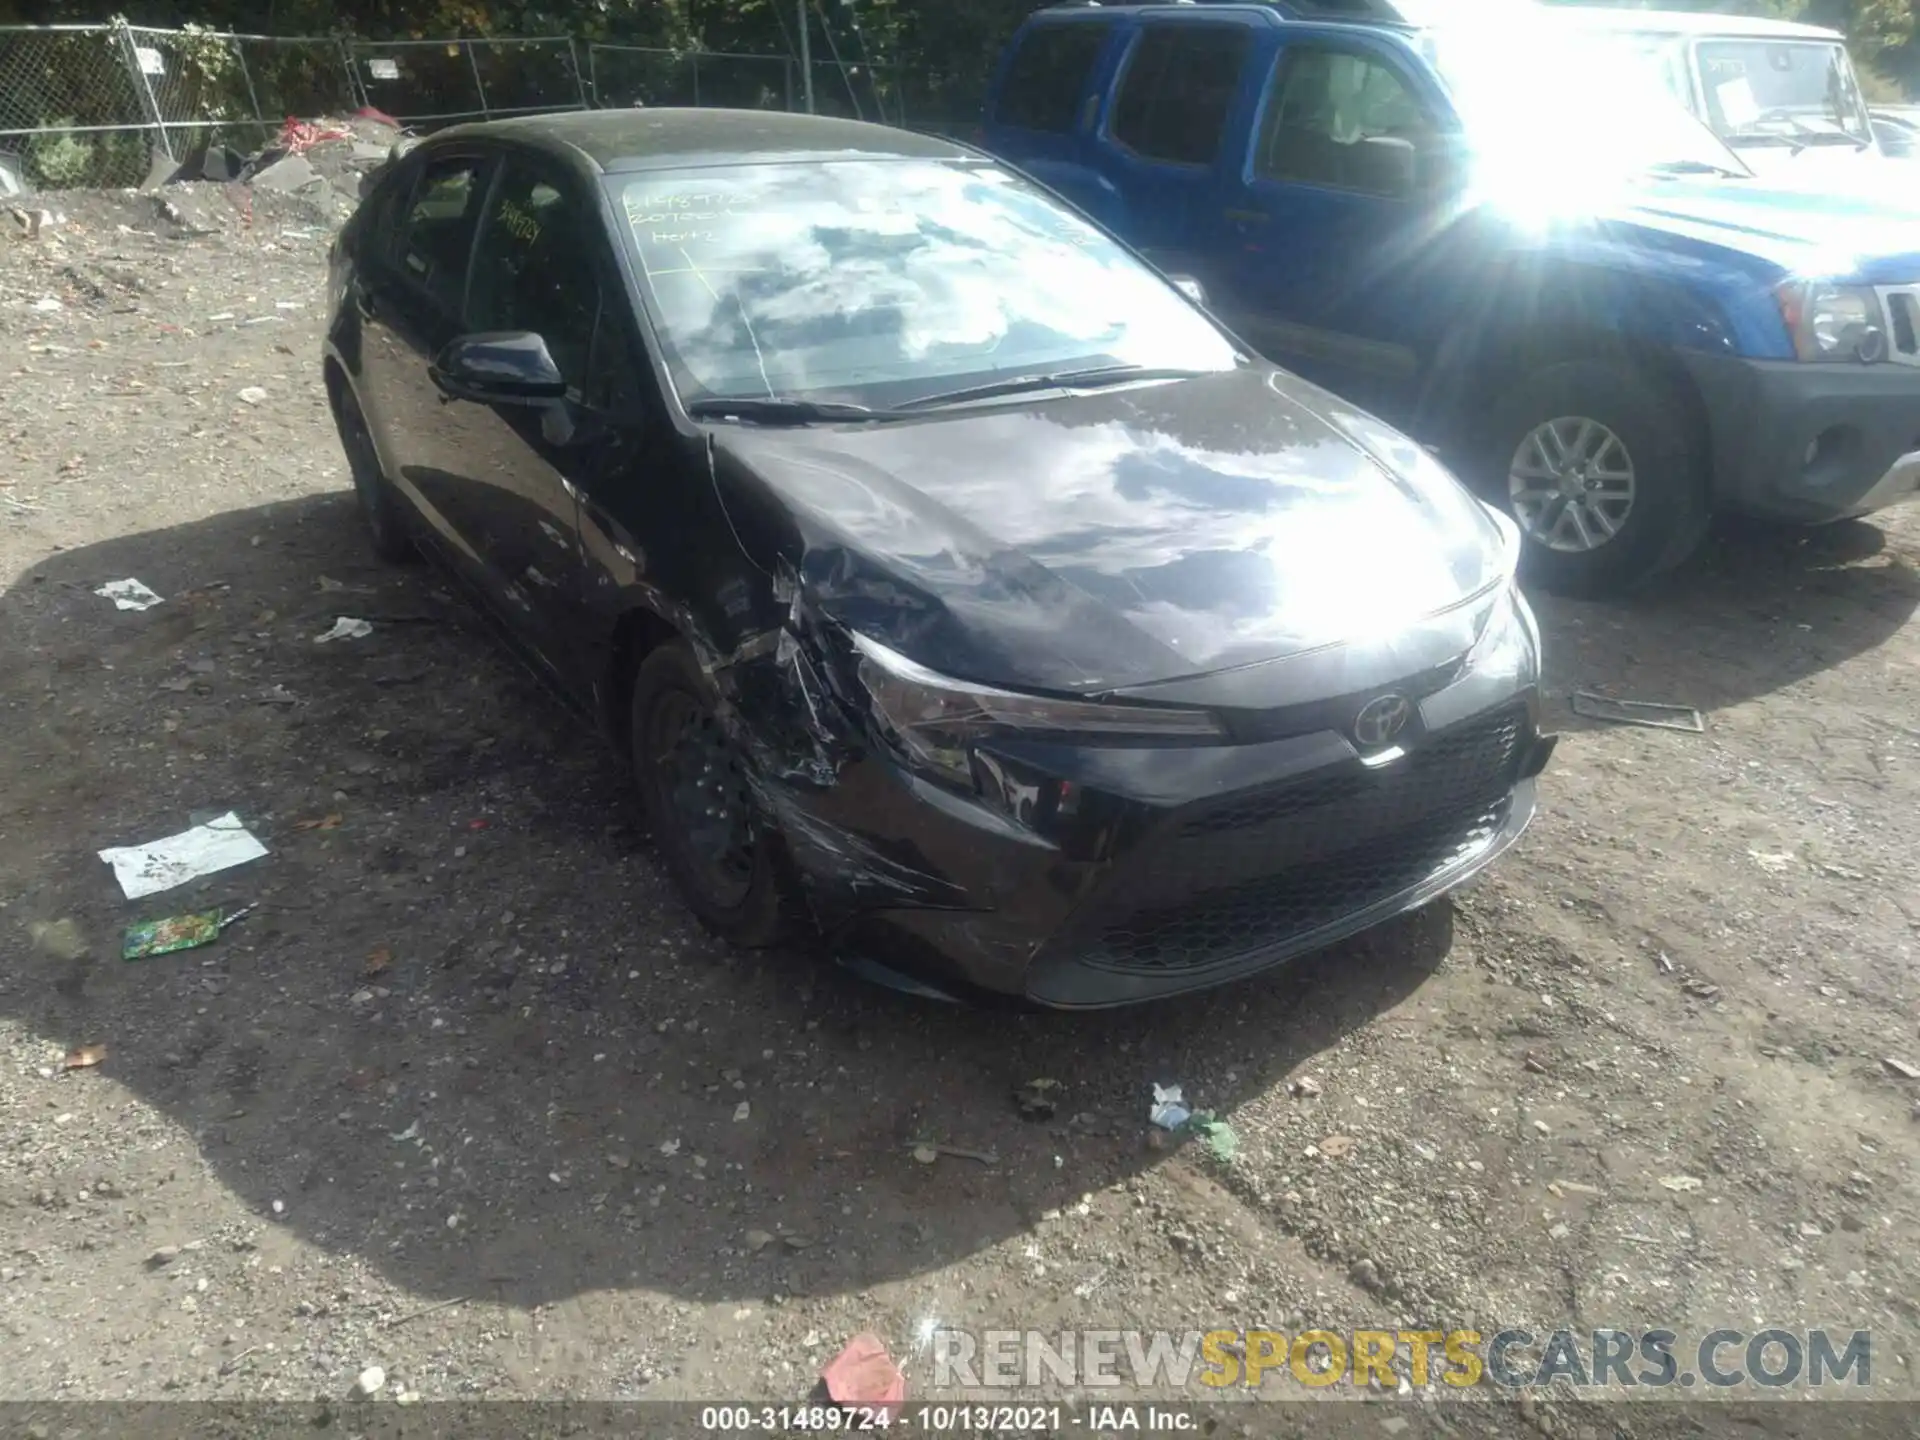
[
  {"left": 994, "top": 23, "right": 1110, "bottom": 134},
  {"left": 1255, "top": 46, "right": 1436, "bottom": 194},
  {"left": 398, "top": 155, "right": 488, "bottom": 311},
  {"left": 615, "top": 159, "right": 1239, "bottom": 408},
  {"left": 466, "top": 162, "right": 602, "bottom": 388},
  {"left": 1110, "top": 25, "right": 1251, "bottom": 166}
]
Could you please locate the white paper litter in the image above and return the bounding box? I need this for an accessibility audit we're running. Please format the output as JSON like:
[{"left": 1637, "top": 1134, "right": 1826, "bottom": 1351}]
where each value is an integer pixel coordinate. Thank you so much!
[
  {"left": 314, "top": 616, "right": 372, "bottom": 643},
  {"left": 94, "top": 578, "right": 164, "bottom": 612},
  {"left": 1149, "top": 1083, "right": 1191, "bottom": 1130},
  {"left": 97, "top": 812, "right": 268, "bottom": 900}
]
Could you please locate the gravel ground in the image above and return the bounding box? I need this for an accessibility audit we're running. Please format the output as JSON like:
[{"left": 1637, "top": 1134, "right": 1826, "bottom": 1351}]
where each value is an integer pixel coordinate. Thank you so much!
[{"left": 2, "top": 182, "right": 1918, "bottom": 1433}]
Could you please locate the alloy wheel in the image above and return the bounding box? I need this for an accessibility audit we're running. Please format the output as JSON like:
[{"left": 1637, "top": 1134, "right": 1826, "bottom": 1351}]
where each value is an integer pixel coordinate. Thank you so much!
[{"left": 1508, "top": 415, "right": 1637, "bottom": 553}]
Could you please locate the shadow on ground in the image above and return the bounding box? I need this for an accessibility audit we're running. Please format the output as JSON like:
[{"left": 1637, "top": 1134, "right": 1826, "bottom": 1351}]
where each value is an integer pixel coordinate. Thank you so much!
[
  {"left": 0, "top": 492, "right": 1905, "bottom": 1312},
  {"left": 0, "top": 491, "right": 1446, "bottom": 1313},
  {"left": 1530, "top": 516, "right": 1920, "bottom": 734}
]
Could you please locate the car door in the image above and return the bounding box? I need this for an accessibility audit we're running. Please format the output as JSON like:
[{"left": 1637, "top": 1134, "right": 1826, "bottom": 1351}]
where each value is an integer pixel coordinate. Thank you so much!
[
  {"left": 1094, "top": 20, "right": 1258, "bottom": 277},
  {"left": 436, "top": 154, "right": 616, "bottom": 690},
  {"left": 1210, "top": 34, "right": 1468, "bottom": 423},
  {"left": 356, "top": 149, "right": 496, "bottom": 579}
]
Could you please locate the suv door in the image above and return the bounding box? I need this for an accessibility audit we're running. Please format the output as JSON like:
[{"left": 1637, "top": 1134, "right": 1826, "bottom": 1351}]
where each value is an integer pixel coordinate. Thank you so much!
[
  {"left": 355, "top": 148, "right": 495, "bottom": 574},
  {"left": 1096, "top": 20, "right": 1258, "bottom": 276},
  {"left": 1211, "top": 34, "right": 1466, "bottom": 421},
  {"left": 982, "top": 20, "right": 1124, "bottom": 226}
]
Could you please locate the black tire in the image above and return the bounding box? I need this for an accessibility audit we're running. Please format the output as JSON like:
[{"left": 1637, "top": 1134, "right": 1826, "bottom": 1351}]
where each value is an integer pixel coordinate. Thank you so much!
[
  {"left": 1475, "top": 359, "right": 1710, "bottom": 597},
  {"left": 629, "top": 642, "right": 799, "bottom": 948},
  {"left": 332, "top": 384, "right": 416, "bottom": 564}
]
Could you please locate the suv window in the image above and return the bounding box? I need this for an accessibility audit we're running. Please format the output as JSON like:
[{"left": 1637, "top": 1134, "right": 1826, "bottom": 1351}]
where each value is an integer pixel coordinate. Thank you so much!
[
  {"left": 1255, "top": 46, "right": 1435, "bottom": 194},
  {"left": 398, "top": 155, "right": 488, "bottom": 311},
  {"left": 466, "top": 161, "right": 602, "bottom": 388},
  {"left": 996, "top": 24, "right": 1109, "bottom": 133},
  {"left": 1111, "top": 25, "right": 1251, "bottom": 166}
]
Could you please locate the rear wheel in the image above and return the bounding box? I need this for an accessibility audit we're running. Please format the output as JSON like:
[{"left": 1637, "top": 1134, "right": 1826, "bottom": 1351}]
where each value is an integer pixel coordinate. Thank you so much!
[
  {"left": 332, "top": 383, "right": 415, "bottom": 564},
  {"left": 1476, "top": 359, "right": 1710, "bottom": 596},
  {"left": 630, "top": 642, "right": 798, "bottom": 948}
]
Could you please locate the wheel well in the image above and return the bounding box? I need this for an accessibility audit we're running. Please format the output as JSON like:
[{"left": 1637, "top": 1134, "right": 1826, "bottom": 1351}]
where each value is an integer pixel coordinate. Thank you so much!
[
  {"left": 1435, "top": 325, "right": 1713, "bottom": 475},
  {"left": 321, "top": 358, "right": 351, "bottom": 423},
  {"left": 601, "top": 607, "right": 681, "bottom": 752}
]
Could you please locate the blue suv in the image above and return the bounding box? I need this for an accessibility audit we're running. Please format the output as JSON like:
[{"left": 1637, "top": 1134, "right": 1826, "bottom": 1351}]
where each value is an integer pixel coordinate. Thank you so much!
[{"left": 982, "top": 0, "right": 1920, "bottom": 593}]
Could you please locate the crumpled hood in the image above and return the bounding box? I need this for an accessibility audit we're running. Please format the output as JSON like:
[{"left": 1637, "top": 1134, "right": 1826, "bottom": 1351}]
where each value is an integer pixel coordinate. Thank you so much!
[
  {"left": 1610, "top": 173, "right": 1920, "bottom": 282},
  {"left": 710, "top": 366, "right": 1507, "bottom": 694}
]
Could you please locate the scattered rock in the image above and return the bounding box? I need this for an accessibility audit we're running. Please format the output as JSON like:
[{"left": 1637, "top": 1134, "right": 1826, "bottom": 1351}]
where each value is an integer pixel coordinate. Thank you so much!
[
  {"left": 146, "top": 1246, "right": 181, "bottom": 1269},
  {"left": 238, "top": 386, "right": 267, "bottom": 406},
  {"left": 744, "top": 1229, "right": 775, "bottom": 1252},
  {"left": 1288, "top": 1075, "right": 1323, "bottom": 1099},
  {"left": 352, "top": 1365, "right": 385, "bottom": 1398},
  {"left": 1883, "top": 1057, "right": 1920, "bottom": 1081},
  {"left": 1660, "top": 1175, "right": 1704, "bottom": 1193}
]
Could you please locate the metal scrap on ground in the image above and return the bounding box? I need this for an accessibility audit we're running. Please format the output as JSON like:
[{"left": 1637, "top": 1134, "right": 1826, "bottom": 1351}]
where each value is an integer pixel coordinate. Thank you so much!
[{"left": 1570, "top": 691, "right": 1706, "bottom": 732}]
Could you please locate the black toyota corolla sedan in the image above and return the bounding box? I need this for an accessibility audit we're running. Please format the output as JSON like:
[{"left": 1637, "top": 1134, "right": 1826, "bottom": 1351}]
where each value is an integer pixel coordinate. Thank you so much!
[{"left": 323, "top": 108, "right": 1556, "bottom": 1007}]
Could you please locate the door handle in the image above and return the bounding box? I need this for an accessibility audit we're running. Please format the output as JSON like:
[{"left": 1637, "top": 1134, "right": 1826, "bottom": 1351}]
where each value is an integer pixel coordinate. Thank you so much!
[
  {"left": 353, "top": 283, "right": 375, "bottom": 319},
  {"left": 1223, "top": 208, "right": 1268, "bottom": 225}
]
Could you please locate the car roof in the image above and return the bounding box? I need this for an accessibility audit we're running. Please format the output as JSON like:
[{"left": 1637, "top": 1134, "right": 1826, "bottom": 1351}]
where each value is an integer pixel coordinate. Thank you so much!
[{"left": 430, "top": 107, "right": 976, "bottom": 174}]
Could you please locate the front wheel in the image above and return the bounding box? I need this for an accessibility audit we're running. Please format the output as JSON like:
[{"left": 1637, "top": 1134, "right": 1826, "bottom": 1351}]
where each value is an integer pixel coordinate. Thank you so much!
[
  {"left": 629, "top": 643, "right": 799, "bottom": 948},
  {"left": 1476, "top": 359, "right": 1710, "bottom": 597}
]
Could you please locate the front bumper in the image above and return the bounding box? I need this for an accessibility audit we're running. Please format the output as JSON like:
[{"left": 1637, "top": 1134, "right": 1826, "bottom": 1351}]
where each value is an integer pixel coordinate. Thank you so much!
[
  {"left": 770, "top": 690, "right": 1556, "bottom": 1008},
  {"left": 1680, "top": 351, "right": 1920, "bottom": 523}
]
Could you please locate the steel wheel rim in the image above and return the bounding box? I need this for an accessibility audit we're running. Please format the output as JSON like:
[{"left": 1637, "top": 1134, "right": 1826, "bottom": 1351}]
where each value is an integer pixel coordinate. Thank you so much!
[
  {"left": 648, "top": 689, "right": 757, "bottom": 910},
  {"left": 1508, "top": 415, "right": 1636, "bottom": 553}
]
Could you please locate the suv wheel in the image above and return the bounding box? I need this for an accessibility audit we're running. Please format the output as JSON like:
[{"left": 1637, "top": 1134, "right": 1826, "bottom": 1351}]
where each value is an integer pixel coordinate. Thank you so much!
[
  {"left": 630, "top": 642, "right": 799, "bottom": 948},
  {"left": 332, "top": 385, "right": 415, "bottom": 564},
  {"left": 1479, "top": 359, "right": 1710, "bottom": 596}
]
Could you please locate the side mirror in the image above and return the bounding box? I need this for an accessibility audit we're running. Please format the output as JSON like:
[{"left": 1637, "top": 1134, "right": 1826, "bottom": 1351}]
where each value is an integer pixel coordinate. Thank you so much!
[
  {"left": 430, "top": 331, "right": 567, "bottom": 406},
  {"left": 1168, "top": 274, "right": 1207, "bottom": 306}
]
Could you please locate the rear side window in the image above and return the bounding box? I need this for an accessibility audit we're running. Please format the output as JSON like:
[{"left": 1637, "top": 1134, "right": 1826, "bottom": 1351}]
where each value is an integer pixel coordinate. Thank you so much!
[
  {"left": 995, "top": 23, "right": 1110, "bottom": 133},
  {"left": 398, "top": 155, "right": 489, "bottom": 312},
  {"left": 1111, "top": 25, "right": 1252, "bottom": 165}
]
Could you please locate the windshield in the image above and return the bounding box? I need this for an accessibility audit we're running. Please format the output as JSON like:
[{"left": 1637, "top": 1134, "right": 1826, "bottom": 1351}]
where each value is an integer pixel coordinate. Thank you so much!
[
  {"left": 1695, "top": 39, "right": 1872, "bottom": 146},
  {"left": 614, "top": 160, "right": 1239, "bottom": 408},
  {"left": 1427, "top": 23, "right": 1750, "bottom": 181}
]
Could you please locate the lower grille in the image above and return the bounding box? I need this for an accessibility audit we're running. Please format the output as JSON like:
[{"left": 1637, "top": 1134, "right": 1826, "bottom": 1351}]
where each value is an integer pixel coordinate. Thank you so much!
[{"left": 1064, "top": 704, "right": 1528, "bottom": 977}]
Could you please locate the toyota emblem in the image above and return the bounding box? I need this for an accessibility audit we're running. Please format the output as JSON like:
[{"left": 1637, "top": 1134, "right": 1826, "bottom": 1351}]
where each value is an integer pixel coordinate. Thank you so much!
[{"left": 1353, "top": 693, "right": 1412, "bottom": 750}]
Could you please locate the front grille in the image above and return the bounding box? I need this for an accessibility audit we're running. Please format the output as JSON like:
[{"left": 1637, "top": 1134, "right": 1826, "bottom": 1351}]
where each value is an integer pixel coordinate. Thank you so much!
[
  {"left": 1061, "top": 703, "right": 1528, "bottom": 977},
  {"left": 1879, "top": 285, "right": 1920, "bottom": 368},
  {"left": 1081, "top": 794, "right": 1511, "bottom": 974}
]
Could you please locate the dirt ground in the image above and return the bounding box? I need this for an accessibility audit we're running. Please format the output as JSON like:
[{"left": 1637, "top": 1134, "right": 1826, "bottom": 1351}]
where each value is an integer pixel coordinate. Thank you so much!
[{"left": 2, "top": 184, "right": 1918, "bottom": 1433}]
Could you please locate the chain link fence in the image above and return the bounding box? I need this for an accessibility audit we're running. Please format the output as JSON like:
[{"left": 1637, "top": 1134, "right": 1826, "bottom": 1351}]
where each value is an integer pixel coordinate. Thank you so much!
[
  {"left": 0, "top": 20, "right": 977, "bottom": 194},
  {"left": 347, "top": 36, "right": 586, "bottom": 125},
  {"left": 586, "top": 44, "right": 793, "bottom": 113},
  {"left": 0, "top": 24, "right": 155, "bottom": 187}
]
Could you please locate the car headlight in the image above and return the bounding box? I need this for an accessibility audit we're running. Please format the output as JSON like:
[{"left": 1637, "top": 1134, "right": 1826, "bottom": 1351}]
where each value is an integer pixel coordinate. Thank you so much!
[
  {"left": 1776, "top": 280, "right": 1887, "bottom": 363},
  {"left": 849, "top": 632, "right": 1225, "bottom": 785},
  {"left": 1465, "top": 583, "right": 1540, "bottom": 682}
]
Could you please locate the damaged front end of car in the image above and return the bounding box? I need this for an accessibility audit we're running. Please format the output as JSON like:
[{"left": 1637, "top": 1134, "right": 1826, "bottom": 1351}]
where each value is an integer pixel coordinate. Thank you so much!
[{"left": 604, "top": 437, "right": 1555, "bottom": 1007}]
